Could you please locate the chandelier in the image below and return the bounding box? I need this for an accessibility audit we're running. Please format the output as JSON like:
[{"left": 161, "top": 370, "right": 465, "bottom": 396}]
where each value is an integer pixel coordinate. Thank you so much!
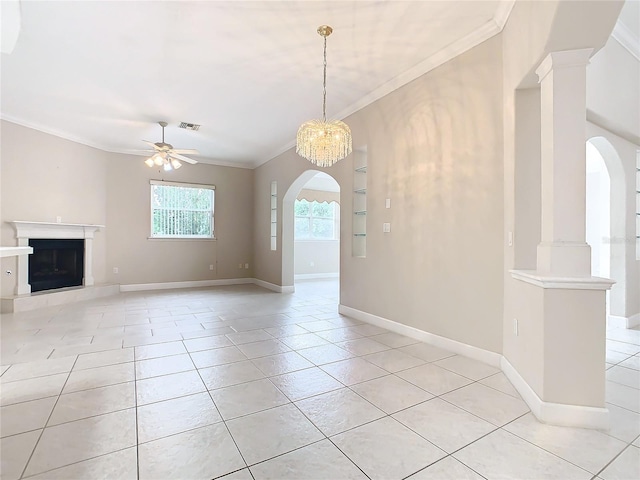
[{"left": 296, "top": 25, "right": 352, "bottom": 167}]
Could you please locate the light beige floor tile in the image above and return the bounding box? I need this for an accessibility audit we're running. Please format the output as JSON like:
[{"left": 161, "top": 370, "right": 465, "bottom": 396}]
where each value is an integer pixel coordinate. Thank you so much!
[
  {"left": 315, "top": 327, "right": 363, "bottom": 343},
  {"left": 135, "top": 353, "right": 195, "bottom": 379},
  {"left": 49, "top": 342, "right": 123, "bottom": 359},
  {"left": 250, "top": 439, "right": 368, "bottom": 480},
  {"left": 606, "top": 340, "right": 640, "bottom": 355},
  {"left": 263, "top": 325, "right": 310, "bottom": 338},
  {"left": 279, "top": 333, "right": 330, "bottom": 350},
  {"left": 27, "top": 447, "right": 137, "bottom": 480},
  {"left": 123, "top": 333, "right": 184, "bottom": 348},
  {"left": 320, "top": 357, "right": 388, "bottom": 386},
  {"left": 199, "top": 360, "right": 266, "bottom": 390},
  {"left": 350, "top": 374, "right": 433, "bottom": 414},
  {"left": 479, "top": 372, "right": 522, "bottom": 398},
  {"left": 63, "top": 362, "right": 134, "bottom": 393},
  {"left": 210, "top": 378, "right": 289, "bottom": 419},
  {"left": 0, "top": 373, "right": 67, "bottom": 406},
  {"left": 605, "top": 402, "right": 640, "bottom": 443},
  {"left": 454, "top": 429, "right": 592, "bottom": 480},
  {"left": 0, "top": 365, "right": 10, "bottom": 376},
  {"left": 606, "top": 381, "right": 640, "bottom": 413},
  {"left": 136, "top": 370, "right": 207, "bottom": 405},
  {"left": 226, "top": 403, "right": 323, "bottom": 465},
  {"left": 0, "top": 429, "right": 42, "bottom": 480},
  {"left": 183, "top": 334, "right": 233, "bottom": 352},
  {"left": 298, "top": 320, "right": 342, "bottom": 332},
  {"left": 349, "top": 324, "right": 390, "bottom": 337},
  {"left": 221, "top": 468, "right": 254, "bottom": 480},
  {"left": 336, "top": 338, "right": 391, "bottom": 356},
  {"left": 619, "top": 355, "right": 640, "bottom": 371},
  {"left": 504, "top": 413, "right": 627, "bottom": 474},
  {"left": 397, "top": 363, "right": 473, "bottom": 395},
  {"left": 394, "top": 397, "right": 496, "bottom": 453},
  {"left": 0, "top": 356, "right": 76, "bottom": 383},
  {"left": 296, "top": 387, "right": 385, "bottom": 436},
  {"left": 134, "top": 340, "right": 187, "bottom": 360},
  {"left": 270, "top": 367, "right": 343, "bottom": 401},
  {"left": 190, "top": 345, "right": 248, "bottom": 369},
  {"left": 0, "top": 397, "right": 57, "bottom": 438},
  {"left": 138, "top": 423, "right": 246, "bottom": 480},
  {"left": 369, "top": 332, "right": 419, "bottom": 348},
  {"left": 226, "top": 330, "right": 274, "bottom": 345},
  {"left": 606, "top": 350, "right": 633, "bottom": 364},
  {"left": 607, "top": 365, "right": 640, "bottom": 389},
  {"left": 406, "top": 456, "right": 484, "bottom": 479},
  {"left": 49, "top": 381, "right": 135, "bottom": 426},
  {"left": 24, "top": 408, "right": 136, "bottom": 477},
  {"left": 236, "top": 339, "right": 291, "bottom": 359},
  {"left": 433, "top": 355, "right": 500, "bottom": 380},
  {"left": 600, "top": 445, "right": 640, "bottom": 480},
  {"left": 332, "top": 416, "right": 446, "bottom": 479},
  {"left": 250, "top": 351, "right": 314, "bottom": 377},
  {"left": 74, "top": 348, "right": 134, "bottom": 370},
  {"left": 362, "top": 349, "right": 426, "bottom": 373},
  {"left": 297, "top": 344, "right": 355, "bottom": 365},
  {"left": 137, "top": 391, "right": 222, "bottom": 443},
  {"left": 442, "top": 383, "right": 529, "bottom": 426},
  {"left": 398, "top": 343, "right": 457, "bottom": 362}
]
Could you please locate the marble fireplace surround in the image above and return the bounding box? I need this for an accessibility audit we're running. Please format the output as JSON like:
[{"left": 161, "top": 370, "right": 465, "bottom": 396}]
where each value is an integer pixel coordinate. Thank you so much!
[{"left": 10, "top": 221, "right": 104, "bottom": 295}]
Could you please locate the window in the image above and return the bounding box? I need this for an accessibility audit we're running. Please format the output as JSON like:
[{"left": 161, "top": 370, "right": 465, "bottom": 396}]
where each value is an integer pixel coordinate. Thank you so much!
[
  {"left": 294, "top": 199, "right": 338, "bottom": 240},
  {"left": 150, "top": 180, "right": 215, "bottom": 238}
]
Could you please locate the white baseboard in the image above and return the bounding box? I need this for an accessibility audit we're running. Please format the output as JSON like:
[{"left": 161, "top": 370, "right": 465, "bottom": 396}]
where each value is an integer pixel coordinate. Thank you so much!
[
  {"left": 120, "top": 278, "right": 253, "bottom": 292},
  {"left": 501, "top": 357, "right": 609, "bottom": 430},
  {"left": 253, "top": 278, "right": 295, "bottom": 294},
  {"left": 338, "top": 304, "right": 502, "bottom": 367},
  {"left": 1, "top": 284, "right": 120, "bottom": 313},
  {"left": 294, "top": 273, "right": 339, "bottom": 280},
  {"left": 608, "top": 313, "right": 640, "bottom": 329}
]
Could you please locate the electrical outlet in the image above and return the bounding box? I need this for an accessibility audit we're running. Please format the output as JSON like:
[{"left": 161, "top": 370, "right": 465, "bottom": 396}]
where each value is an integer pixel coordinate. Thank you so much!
[
  {"left": 113, "top": 267, "right": 119, "bottom": 274},
  {"left": 56, "top": 216, "right": 62, "bottom": 223},
  {"left": 238, "top": 263, "right": 243, "bottom": 269},
  {"left": 310, "top": 261, "right": 315, "bottom": 267},
  {"left": 383, "top": 223, "right": 391, "bottom": 233},
  {"left": 385, "top": 198, "right": 391, "bottom": 209},
  {"left": 209, "top": 264, "right": 214, "bottom": 270},
  {"left": 514, "top": 318, "right": 518, "bottom": 336},
  {"left": 508, "top": 231, "right": 514, "bottom": 247},
  {"left": 244, "top": 263, "right": 249, "bottom": 269}
]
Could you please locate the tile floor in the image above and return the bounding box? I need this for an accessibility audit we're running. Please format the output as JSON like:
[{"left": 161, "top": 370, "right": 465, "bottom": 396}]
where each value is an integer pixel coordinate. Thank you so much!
[{"left": 0, "top": 279, "right": 638, "bottom": 479}]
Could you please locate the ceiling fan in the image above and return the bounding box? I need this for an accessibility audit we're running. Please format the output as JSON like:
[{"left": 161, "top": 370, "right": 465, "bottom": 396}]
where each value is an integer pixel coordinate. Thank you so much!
[{"left": 143, "top": 121, "right": 198, "bottom": 170}]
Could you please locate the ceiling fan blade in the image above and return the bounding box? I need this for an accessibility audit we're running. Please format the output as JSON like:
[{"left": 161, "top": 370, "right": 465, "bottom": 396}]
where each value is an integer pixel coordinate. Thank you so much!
[
  {"left": 171, "top": 149, "right": 199, "bottom": 154},
  {"left": 142, "top": 140, "right": 160, "bottom": 149},
  {"left": 169, "top": 152, "right": 198, "bottom": 164}
]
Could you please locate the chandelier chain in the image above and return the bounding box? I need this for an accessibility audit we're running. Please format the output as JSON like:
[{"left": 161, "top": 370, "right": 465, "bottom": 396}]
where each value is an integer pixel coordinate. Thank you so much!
[{"left": 322, "top": 35, "right": 327, "bottom": 122}]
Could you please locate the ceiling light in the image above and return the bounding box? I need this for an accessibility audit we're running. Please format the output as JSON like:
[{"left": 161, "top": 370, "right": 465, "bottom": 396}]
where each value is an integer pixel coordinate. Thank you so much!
[
  {"left": 163, "top": 162, "right": 172, "bottom": 171},
  {"left": 144, "top": 158, "right": 154, "bottom": 167},
  {"left": 296, "top": 25, "right": 352, "bottom": 167},
  {"left": 152, "top": 153, "right": 164, "bottom": 166},
  {"left": 170, "top": 158, "right": 182, "bottom": 170}
]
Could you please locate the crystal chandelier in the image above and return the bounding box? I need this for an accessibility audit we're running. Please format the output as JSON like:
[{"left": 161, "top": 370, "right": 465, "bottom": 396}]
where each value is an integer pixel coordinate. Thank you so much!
[{"left": 296, "top": 25, "right": 352, "bottom": 167}]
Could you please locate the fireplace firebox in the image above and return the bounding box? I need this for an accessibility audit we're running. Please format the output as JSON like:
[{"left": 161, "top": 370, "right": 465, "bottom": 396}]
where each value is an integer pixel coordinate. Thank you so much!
[{"left": 28, "top": 239, "right": 84, "bottom": 292}]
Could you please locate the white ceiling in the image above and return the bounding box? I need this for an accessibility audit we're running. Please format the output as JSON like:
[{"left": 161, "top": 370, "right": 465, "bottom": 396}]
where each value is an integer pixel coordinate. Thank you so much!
[{"left": 1, "top": 0, "right": 516, "bottom": 168}]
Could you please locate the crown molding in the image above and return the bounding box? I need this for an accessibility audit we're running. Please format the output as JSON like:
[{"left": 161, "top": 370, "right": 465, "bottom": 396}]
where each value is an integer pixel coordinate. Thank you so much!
[{"left": 611, "top": 19, "right": 640, "bottom": 61}]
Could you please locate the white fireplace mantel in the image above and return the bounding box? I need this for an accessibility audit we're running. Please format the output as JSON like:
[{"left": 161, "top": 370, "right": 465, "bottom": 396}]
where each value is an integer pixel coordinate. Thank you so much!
[{"left": 9, "top": 221, "right": 105, "bottom": 295}]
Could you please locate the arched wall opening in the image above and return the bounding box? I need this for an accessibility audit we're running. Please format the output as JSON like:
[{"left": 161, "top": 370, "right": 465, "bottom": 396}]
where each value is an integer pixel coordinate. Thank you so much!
[
  {"left": 281, "top": 170, "right": 341, "bottom": 290},
  {"left": 586, "top": 136, "right": 627, "bottom": 324}
]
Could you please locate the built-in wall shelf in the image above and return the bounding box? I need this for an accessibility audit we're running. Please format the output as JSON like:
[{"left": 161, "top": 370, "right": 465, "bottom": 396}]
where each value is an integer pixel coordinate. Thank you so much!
[{"left": 353, "top": 150, "right": 367, "bottom": 257}]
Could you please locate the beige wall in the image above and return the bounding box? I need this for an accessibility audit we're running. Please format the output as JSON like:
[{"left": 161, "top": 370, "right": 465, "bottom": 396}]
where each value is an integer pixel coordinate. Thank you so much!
[
  {"left": 105, "top": 154, "right": 254, "bottom": 286},
  {"left": 1, "top": 121, "right": 109, "bottom": 297},
  {"left": 255, "top": 35, "right": 505, "bottom": 353},
  {"left": 0, "top": 120, "right": 254, "bottom": 296},
  {"left": 294, "top": 241, "right": 339, "bottom": 276}
]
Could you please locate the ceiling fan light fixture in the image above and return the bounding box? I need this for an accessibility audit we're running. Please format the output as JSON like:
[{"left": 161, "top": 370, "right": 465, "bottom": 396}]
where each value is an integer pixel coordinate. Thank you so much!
[
  {"left": 144, "top": 157, "right": 155, "bottom": 168},
  {"left": 152, "top": 153, "right": 165, "bottom": 166},
  {"left": 296, "top": 25, "right": 352, "bottom": 167},
  {"left": 170, "top": 158, "right": 182, "bottom": 170},
  {"left": 163, "top": 162, "right": 172, "bottom": 171}
]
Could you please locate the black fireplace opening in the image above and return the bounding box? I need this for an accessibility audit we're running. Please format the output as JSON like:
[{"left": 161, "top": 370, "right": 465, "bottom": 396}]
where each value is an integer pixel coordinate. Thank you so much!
[{"left": 29, "top": 239, "right": 84, "bottom": 293}]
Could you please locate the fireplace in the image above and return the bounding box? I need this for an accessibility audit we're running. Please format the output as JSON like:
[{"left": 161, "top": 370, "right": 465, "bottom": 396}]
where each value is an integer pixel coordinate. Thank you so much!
[{"left": 29, "top": 239, "right": 84, "bottom": 292}]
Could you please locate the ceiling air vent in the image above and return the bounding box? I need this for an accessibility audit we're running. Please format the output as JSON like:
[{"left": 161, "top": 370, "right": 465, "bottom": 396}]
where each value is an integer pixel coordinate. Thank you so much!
[{"left": 178, "top": 122, "right": 201, "bottom": 131}]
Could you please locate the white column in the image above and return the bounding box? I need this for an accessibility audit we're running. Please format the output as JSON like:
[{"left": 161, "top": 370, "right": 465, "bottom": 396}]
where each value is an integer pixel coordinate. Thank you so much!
[
  {"left": 84, "top": 236, "right": 94, "bottom": 287},
  {"left": 535, "top": 49, "right": 594, "bottom": 277},
  {"left": 16, "top": 238, "right": 31, "bottom": 295}
]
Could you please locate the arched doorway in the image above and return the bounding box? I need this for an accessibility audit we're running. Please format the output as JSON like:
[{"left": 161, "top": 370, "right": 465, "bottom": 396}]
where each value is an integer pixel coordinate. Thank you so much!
[
  {"left": 586, "top": 137, "right": 626, "bottom": 327},
  {"left": 281, "top": 170, "right": 341, "bottom": 293}
]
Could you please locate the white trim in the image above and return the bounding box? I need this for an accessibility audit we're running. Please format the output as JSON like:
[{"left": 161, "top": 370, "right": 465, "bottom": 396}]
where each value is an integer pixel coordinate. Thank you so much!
[
  {"left": 501, "top": 357, "right": 610, "bottom": 430},
  {"left": 295, "top": 273, "right": 339, "bottom": 280},
  {"left": 120, "top": 278, "right": 253, "bottom": 292},
  {"left": 337, "top": 304, "right": 501, "bottom": 367},
  {"left": 10, "top": 221, "right": 104, "bottom": 240},
  {"left": 149, "top": 179, "right": 215, "bottom": 190},
  {"left": 510, "top": 270, "right": 615, "bottom": 290},
  {"left": 253, "top": 278, "right": 295, "bottom": 294},
  {"left": 0, "top": 247, "right": 33, "bottom": 258},
  {"left": 611, "top": 20, "right": 640, "bottom": 62},
  {"left": 535, "top": 49, "right": 594, "bottom": 83},
  {"left": 2, "top": 284, "right": 120, "bottom": 313},
  {"left": 608, "top": 312, "right": 640, "bottom": 329}
]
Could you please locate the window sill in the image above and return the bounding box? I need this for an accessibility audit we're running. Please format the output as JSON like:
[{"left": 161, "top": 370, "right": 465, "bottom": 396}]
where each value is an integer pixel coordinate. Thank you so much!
[{"left": 147, "top": 237, "right": 217, "bottom": 241}]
